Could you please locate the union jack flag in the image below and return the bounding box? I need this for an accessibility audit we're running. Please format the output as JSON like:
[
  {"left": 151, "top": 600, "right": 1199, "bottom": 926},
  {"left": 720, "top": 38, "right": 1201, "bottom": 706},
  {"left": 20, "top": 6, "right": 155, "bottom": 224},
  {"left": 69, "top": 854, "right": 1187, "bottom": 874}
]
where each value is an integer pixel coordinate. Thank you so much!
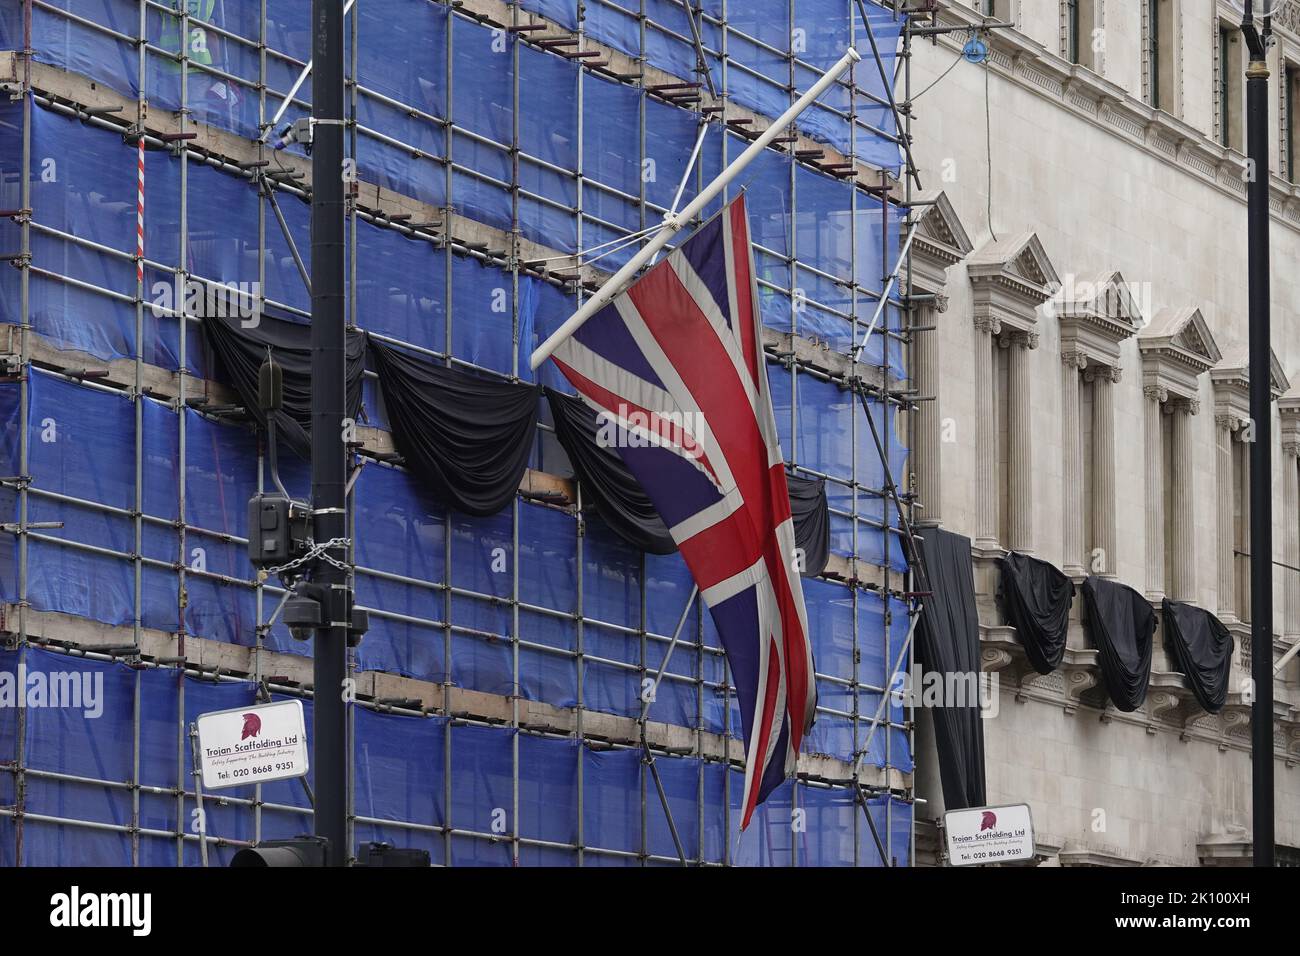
[{"left": 550, "top": 195, "right": 815, "bottom": 830}]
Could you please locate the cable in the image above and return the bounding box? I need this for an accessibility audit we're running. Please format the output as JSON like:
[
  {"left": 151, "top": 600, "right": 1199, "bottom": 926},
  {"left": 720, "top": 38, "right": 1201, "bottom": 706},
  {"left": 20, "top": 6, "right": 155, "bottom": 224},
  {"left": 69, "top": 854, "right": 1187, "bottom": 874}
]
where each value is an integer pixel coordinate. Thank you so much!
[
  {"left": 982, "top": 53, "right": 993, "bottom": 243},
  {"left": 911, "top": 37, "right": 968, "bottom": 101}
]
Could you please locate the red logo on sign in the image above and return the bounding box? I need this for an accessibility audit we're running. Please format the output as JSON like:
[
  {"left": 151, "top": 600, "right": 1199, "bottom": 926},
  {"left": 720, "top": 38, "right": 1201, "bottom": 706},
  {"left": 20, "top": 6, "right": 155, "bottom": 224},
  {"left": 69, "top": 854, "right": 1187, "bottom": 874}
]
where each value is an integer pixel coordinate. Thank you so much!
[
  {"left": 241, "top": 713, "right": 262, "bottom": 740},
  {"left": 980, "top": 811, "right": 997, "bottom": 831}
]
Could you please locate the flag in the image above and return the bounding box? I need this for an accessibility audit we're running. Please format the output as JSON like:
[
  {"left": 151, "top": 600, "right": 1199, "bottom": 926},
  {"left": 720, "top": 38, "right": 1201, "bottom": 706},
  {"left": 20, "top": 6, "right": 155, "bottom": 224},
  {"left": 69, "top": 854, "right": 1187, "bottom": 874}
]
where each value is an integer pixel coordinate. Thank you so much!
[{"left": 550, "top": 195, "right": 815, "bottom": 830}]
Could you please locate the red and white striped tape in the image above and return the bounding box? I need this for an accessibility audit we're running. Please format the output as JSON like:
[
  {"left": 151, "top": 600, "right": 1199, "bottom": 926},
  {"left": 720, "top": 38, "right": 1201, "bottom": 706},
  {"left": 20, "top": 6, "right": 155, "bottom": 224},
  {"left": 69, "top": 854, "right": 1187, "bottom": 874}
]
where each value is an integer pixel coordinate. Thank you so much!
[{"left": 137, "top": 135, "right": 145, "bottom": 286}]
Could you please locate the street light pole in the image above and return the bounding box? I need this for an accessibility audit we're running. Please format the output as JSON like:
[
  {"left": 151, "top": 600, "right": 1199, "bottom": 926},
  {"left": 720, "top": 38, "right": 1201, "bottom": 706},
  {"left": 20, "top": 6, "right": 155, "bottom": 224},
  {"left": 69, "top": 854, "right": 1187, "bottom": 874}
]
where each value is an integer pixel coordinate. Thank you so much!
[
  {"left": 1242, "top": 0, "right": 1275, "bottom": 869},
  {"left": 310, "top": 0, "right": 350, "bottom": 866}
]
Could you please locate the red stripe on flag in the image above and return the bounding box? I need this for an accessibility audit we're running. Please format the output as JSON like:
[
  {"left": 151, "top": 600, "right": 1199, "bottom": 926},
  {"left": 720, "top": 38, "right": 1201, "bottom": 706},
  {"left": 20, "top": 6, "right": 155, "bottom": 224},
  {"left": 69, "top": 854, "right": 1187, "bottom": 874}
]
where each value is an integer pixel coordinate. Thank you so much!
[{"left": 729, "top": 199, "right": 760, "bottom": 388}]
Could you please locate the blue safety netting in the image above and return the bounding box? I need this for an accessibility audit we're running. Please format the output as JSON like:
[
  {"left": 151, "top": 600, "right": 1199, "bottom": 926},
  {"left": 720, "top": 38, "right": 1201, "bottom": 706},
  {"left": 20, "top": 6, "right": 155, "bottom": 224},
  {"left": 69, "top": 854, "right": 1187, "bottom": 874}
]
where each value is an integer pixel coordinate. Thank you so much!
[
  {"left": 0, "top": 648, "right": 911, "bottom": 865},
  {"left": 0, "top": 0, "right": 916, "bottom": 865}
]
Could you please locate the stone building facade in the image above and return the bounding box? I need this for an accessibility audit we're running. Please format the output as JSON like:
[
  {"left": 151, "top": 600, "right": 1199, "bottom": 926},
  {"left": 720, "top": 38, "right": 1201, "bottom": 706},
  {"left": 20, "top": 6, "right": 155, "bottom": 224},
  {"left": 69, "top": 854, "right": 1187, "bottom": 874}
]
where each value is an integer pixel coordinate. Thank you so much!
[{"left": 910, "top": 0, "right": 1300, "bottom": 865}]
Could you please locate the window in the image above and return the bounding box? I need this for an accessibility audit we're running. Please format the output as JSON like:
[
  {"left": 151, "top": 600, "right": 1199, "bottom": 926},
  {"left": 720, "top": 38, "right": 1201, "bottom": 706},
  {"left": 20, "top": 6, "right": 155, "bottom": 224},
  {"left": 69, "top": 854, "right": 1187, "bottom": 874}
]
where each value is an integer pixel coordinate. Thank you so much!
[
  {"left": 1286, "top": 64, "right": 1300, "bottom": 181},
  {"left": 1064, "top": 0, "right": 1100, "bottom": 72},
  {"left": 1146, "top": 0, "right": 1177, "bottom": 113},
  {"left": 1067, "top": 0, "right": 1081, "bottom": 64},
  {"left": 1147, "top": 0, "right": 1161, "bottom": 108},
  {"left": 1233, "top": 439, "right": 1251, "bottom": 622},
  {"left": 1217, "top": 25, "right": 1246, "bottom": 150}
]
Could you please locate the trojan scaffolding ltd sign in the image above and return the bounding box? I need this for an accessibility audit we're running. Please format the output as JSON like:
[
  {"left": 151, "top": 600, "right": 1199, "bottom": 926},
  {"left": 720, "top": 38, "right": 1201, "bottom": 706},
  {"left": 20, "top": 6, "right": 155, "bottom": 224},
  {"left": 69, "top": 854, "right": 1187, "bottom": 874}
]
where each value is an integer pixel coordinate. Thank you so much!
[
  {"left": 195, "top": 699, "right": 309, "bottom": 790},
  {"left": 944, "top": 804, "right": 1036, "bottom": 866}
]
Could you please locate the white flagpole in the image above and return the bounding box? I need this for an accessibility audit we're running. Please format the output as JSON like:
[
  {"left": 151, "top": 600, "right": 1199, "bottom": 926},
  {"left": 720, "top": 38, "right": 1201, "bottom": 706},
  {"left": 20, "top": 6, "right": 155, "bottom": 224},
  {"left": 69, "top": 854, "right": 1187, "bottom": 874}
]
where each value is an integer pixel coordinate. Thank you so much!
[{"left": 529, "top": 46, "right": 862, "bottom": 371}]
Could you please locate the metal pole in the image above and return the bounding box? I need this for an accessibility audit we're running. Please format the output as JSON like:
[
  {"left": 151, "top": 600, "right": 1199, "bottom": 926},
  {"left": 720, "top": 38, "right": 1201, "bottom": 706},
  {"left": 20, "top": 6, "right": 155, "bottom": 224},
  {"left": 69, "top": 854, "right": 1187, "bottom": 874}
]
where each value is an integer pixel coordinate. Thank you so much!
[
  {"left": 263, "top": 0, "right": 358, "bottom": 139},
  {"left": 1242, "top": 5, "right": 1274, "bottom": 868},
  {"left": 310, "top": 0, "right": 350, "bottom": 868},
  {"left": 530, "top": 46, "right": 862, "bottom": 370}
]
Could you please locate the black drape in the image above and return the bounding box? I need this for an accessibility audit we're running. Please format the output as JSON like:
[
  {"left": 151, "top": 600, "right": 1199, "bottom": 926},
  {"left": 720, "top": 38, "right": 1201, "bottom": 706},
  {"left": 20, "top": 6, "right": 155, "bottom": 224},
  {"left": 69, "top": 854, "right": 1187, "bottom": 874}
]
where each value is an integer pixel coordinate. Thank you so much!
[
  {"left": 916, "top": 527, "right": 986, "bottom": 811},
  {"left": 998, "top": 551, "right": 1074, "bottom": 674},
  {"left": 1161, "top": 598, "right": 1234, "bottom": 714},
  {"left": 202, "top": 309, "right": 366, "bottom": 460},
  {"left": 370, "top": 339, "right": 539, "bottom": 517},
  {"left": 1080, "top": 576, "right": 1155, "bottom": 712},
  {"left": 787, "top": 473, "right": 829, "bottom": 578},
  {"left": 545, "top": 389, "right": 830, "bottom": 573},
  {"left": 546, "top": 389, "right": 677, "bottom": 554}
]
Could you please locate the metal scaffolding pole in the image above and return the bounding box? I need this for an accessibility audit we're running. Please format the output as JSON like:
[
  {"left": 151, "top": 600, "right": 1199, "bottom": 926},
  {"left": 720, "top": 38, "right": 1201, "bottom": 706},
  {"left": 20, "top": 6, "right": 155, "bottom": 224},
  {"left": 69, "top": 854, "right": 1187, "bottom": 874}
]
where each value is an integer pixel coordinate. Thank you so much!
[{"left": 3, "top": 0, "right": 920, "bottom": 869}]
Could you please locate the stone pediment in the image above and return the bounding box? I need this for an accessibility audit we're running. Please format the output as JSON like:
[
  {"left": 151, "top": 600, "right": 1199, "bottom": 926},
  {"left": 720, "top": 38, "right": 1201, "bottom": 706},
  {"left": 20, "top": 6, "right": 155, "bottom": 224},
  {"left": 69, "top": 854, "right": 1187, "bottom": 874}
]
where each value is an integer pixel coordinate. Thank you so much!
[
  {"left": 1278, "top": 384, "right": 1300, "bottom": 454},
  {"left": 909, "top": 190, "right": 972, "bottom": 299},
  {"left": 1056, "top": 270, "right": 1143, "bottom": 369},
  {"left": 1138, "top": 307, "right": 1221, "bottom": 404},
  {"left": 1212, "top": 345, "right": 1289, "bottom": 424},
  {"left": 967, "top": 232, "right": 1059, "bottom": 334}
]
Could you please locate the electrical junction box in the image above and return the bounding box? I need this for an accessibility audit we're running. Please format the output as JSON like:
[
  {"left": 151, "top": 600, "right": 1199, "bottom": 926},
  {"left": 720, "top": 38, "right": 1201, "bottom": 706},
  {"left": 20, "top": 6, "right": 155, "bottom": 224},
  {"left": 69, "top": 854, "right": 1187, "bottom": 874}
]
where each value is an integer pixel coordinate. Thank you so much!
[{"left": 247, "top": 493, "right": 311, "bottom": 569}]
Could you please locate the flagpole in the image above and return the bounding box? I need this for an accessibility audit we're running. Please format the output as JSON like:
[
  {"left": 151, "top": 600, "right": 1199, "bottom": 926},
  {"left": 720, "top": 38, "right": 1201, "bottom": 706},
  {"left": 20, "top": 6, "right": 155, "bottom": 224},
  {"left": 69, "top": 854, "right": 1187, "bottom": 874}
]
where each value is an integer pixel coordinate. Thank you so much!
[{"left": 530, "top": 46, "right": 863, "bottom": 370}]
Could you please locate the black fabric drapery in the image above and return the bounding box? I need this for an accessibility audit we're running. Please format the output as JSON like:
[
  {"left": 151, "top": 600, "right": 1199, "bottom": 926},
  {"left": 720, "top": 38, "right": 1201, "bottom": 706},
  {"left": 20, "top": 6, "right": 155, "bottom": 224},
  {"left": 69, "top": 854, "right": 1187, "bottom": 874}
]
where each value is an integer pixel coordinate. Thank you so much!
[
  {"left": 370, "top": 339, "right": 539, "bottom": 517},
  {"left": 1161, "top": 598, "right": 1234, "bottom": 713},
  {"left": 545, "top": 389, "right": 830, "bottom": 573},
  {"left": 202, "top": 309, "right": 367, "bottom": 460},
  {"left": 546, "top": 389, "right": 677, "bottom": 554},
  {"left": 916, "top": 527, "right": 986, "bottom": 811},
  {"left": 787, "top": 473, "right": 829, "bottom": 578},
  {"left": 1080, "top": 576, "right": 1155, "bottom": 712},
  {"left": 998, "top": 551, "right": 1074, "bottom": 674}
]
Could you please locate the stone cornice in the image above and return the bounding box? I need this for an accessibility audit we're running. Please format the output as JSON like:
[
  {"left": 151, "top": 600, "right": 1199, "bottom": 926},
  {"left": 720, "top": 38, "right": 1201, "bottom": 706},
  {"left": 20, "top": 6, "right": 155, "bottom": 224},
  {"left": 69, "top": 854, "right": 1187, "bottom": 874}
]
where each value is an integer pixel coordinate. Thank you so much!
[
  {"left": 910, "top": 191, "right": 973, "bottom": 298},
  {"left": 929, "top": 2, "right": 1300, "bottom": 236},
  {"left": 968, "top": 232, "right": 1058, "bottom": 334},
  {"left": 1055, "top": 271, "right": 1141, "bottom": 369},
  {"left": 1212, "top": 349, "right": 1290, "bottom": 421},
  {"left": 1138, "top": 307, "right": 1220, "bottom": 405}
]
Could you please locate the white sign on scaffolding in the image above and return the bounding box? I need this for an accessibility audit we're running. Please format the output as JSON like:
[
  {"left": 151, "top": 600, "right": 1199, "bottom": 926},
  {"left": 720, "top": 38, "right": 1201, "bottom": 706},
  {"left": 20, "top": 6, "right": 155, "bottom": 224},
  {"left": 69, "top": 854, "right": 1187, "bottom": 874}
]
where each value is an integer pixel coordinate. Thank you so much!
[
  {"left": 944, "top": 803, "right": 1036, "bottom": 866},
  {"left": 195, "top": 699, "right": 309, "bottom": 791}
]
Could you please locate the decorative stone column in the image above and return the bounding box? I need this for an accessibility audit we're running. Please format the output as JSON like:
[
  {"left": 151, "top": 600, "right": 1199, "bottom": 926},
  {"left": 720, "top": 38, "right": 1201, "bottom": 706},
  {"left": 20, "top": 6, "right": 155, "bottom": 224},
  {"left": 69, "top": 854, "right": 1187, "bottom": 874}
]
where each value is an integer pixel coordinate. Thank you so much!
[
  {"left": 1056, "top": 271, "right": 1144, "bottom": 578},
  {"left": 1216, "top": 413, "right": 1240, "bottom": 621},
  {"left": 1061, "top": 349, "right": 1087, "bottom": 577},
  {"left": 974, "top": 314, "right": 1000, "bottom": 550},
  {"left": 1138, "top": 306, "right": 1222, "bottom": 602},
  {"left": 1087, "top": 364, "right": 1119, "bottom": 578},
  {"left": 913, "top": 301, "right": 943, "bottom": 528},
  {"left": 1169, "top": 399, "right": 1199, "bottom": 602},
  {"left": 904, "top": 190, "right": 973, "bottom": 531},
  {"left": 1284, "top": 443, "right": 1300, "bottom": 641},
  {"left": 1005, "top": 329, "right": 1038, "bottom": 553},
  {"left": 1143, "top": 385, "right": 1167, "bottom": 600},
  {"left": 1279, "top": 391, "right": 1300, "bottom": 641}
]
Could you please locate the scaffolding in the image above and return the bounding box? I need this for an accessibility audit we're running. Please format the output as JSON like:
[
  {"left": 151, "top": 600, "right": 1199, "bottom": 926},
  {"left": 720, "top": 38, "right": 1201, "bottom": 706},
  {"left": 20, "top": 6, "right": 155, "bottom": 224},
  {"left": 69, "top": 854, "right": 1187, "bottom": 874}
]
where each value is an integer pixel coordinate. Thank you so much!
[{"left": 0, "top": 0, "right": 926, "bottom": 866}]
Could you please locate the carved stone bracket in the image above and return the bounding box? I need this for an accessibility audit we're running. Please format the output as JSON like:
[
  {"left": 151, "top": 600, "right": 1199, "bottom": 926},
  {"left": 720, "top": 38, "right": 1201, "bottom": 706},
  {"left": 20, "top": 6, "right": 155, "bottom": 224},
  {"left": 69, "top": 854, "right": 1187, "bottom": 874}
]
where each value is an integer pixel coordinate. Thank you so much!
[
  {"left": 1181, "top": 710, "right": 1223, "bottom": 743},
  {"left": 1060, "top": 653, "right": 1100, "bottom": 715},
  {"left": 1218, "top": 703, "right": 1253, "bottom": 753},
  {"left": 1145, "top": 688, "right": 1189, "bottom": 735}
]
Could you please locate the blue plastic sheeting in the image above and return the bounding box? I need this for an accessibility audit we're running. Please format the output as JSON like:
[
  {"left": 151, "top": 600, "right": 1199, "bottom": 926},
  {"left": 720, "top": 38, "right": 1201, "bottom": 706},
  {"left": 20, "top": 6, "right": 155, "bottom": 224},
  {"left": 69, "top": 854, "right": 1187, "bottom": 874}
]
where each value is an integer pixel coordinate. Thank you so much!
[
  {"left": 9, "top": 43, "right": 905, "bottom": 379},
  {"left": 0, "top": 353, "right": 911, "bottom": 765},
  {"left": 6, "top": 0, "right": 915, "bottom": 862},
  {"left": 22, "top": 0, "right": 903, "bottom": 220},
  {"left": 0, "top": 648, "right": 910, "bottom": 864}
]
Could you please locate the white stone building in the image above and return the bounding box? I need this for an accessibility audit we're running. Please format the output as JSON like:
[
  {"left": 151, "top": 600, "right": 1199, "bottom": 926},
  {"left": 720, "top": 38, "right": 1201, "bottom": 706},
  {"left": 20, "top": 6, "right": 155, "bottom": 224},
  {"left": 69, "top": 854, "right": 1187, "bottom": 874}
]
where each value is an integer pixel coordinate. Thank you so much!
[{"left": 909, "top": 0, "right": 1300, "bottom": 866}]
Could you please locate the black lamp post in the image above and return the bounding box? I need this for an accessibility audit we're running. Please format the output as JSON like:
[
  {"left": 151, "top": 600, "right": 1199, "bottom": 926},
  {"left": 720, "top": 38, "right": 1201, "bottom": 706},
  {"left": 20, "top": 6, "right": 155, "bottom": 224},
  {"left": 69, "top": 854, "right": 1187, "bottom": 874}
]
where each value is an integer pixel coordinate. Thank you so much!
[{"left": 1240, "top": 0, "right": 1275, "bottom": 869}]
